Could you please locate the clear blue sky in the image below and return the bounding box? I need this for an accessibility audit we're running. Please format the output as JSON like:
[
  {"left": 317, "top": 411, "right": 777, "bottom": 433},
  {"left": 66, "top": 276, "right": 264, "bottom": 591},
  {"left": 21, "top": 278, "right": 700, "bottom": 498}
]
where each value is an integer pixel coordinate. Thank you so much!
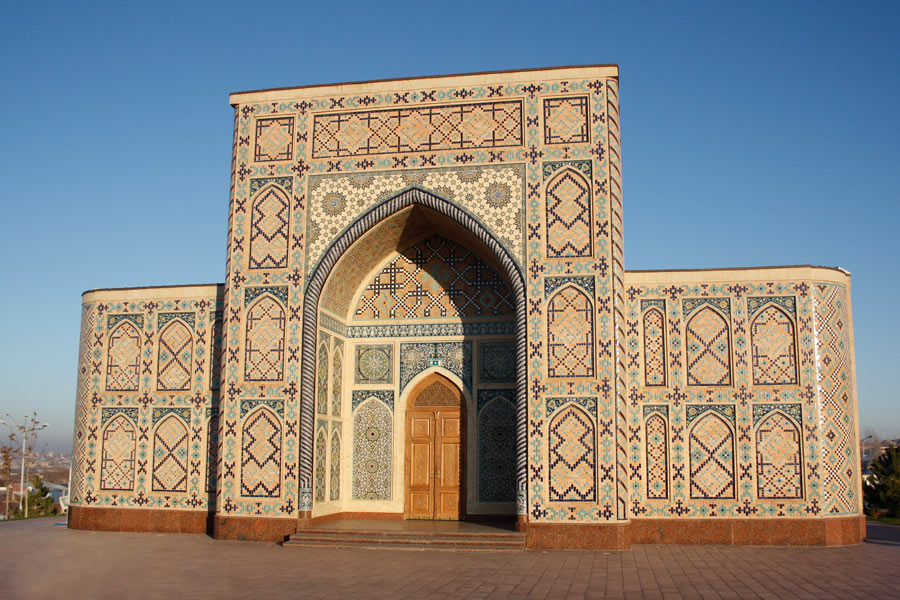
[{"left": 1, "top": 1, "right": 897, "bottom": 452}]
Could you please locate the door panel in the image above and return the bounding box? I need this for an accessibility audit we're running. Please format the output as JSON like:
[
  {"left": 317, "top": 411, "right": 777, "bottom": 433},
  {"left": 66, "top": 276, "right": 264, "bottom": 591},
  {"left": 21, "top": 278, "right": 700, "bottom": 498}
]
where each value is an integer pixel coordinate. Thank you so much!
[
  {"left": 406, "top": 415, "right": 434, "bottom": 519},
  {"left": 404, "top": 375, "right": 465, "bottom": 520},
  {"left": 434, "top": 413, "right": 462, "bottom": 520}
]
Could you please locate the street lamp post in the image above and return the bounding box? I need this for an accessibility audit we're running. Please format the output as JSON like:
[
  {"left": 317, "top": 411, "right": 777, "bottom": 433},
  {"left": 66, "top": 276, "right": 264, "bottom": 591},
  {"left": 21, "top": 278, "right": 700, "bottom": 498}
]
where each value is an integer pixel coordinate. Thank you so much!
[{"left": 0, "top": 415, "right": 49, "bottom": 519}]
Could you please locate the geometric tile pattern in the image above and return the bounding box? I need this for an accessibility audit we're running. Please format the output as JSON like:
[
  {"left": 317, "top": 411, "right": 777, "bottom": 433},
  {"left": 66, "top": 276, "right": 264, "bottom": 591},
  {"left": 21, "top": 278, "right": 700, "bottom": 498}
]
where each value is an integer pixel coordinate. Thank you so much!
[
  {"left": 352, "top": 398, "right": 392, "bottom": 501},
  {"left": 209, "top": 312, "right": 223, "bottom": 390},
  {"left": 332, "top": 344, "right": 343, "bottom": 417},
  {"left": 354, "top": 236, "right": 514, "bottom": 319},
  {"left": 815, "top": 284, "right": 857, "bottom": 514},
  {"left": 686, "top": 307, "right": 731, "bottom": 386},
  {"left": 547, "top": 286, "right": 594, "bottom": 378},
  {"left": 689, "top": 413, "right": 735, "bottom": 499},
  {"left": 548, "top": 405, "right": 596, "bottom": 502},
  {"left": 355, "top": 344, "right": 393, "bottom": 384},
  {"left": 100, "top": 415, "right": 137, "bottom": 491},
  {"left": 254, "top": 116, "right": 294, "bottom": 162},
  {"left": 315, "top": 427, "right": 327, "bottom": 502},
  {"left": 756, "top": 411, "right": 802, "bottom": 499},
  {"left": 478, "top": 392, "right": 516, "bottom": 502},
  {"left": 543, "top": 96, "right": 589, "bottom": 145},
  {"left": 545, "top": 168, "right": 591, "bottom": 258},
  {"left": 244, "top": 296, "right": 285, "bottom": 382},
  {"left": 478, "top": 341, "right": 516, "bottom": 383},
  {"left": 249, "top": 183, "right": 290, "bottom": 269},
  {"left": 157, "top": 321, "right": 192, "bottom": 391},
  {"left": 106, "top": 321, "right": 141, "bottom": 391},
  {"left": 750, "top": 305, "right": 798, "bottom": 385},
  {"left": 399, "top": 341, "right": 472, "bottom": 394},
  {"left": 307, "top": 165, "right": 526, "bottom": 278},
  {"left": 642, "top": 307, "right": 666, "bottom": 387},
  {"left": 206, "top": 413, "right": 219, "bottom": 493},
  {"left": 330, "top": 430, "right": 341, "bottom": 502},
  {"left": 312, "top": 101, "right": 523, "bottom": 158},
  {"left": 240, "top": 408, "right": 282, "bottom": 498},
  {"left": 316, "top": 343, "right": 328, "bottom": 415},
  {"left": 152, "top": 416, "right": 189, "bottom": 492},
  {"left": 645, "top": 413, "right": 668, "bottom": 499}
]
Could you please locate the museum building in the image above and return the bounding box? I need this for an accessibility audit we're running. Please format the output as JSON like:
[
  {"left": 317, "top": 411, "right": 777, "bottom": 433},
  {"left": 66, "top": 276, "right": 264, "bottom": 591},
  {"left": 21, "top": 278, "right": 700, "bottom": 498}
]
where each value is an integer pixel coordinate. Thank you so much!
[{"left": 68, "top": 65, "right": 865, "bottom": 549}]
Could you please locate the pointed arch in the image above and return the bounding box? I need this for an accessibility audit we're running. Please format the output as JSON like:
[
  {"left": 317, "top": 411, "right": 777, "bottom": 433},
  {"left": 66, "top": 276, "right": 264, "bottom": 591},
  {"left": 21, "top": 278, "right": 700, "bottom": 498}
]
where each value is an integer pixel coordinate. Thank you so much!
[
  {"left": 157, "top": 320, "right": 193, "bottom": 391},
  {"left": 642, "top": 307, "right": 666, "bottom": 386},
  {"left": 244, "top": 295, "right": 285, "bottom": 382},
  {"left": 547, "top": 285, "right": 594, "bottom": 378},
  {"left": 152, "top": 414, "right": 189, "bottom": 492},
  {"left": 330, "top": 429, "right": 341, "bottom": 501},
  {"left": 545, "top": 167, "right": 592, "bottom": 258},
  {"left": 751, "top": 304, "right": 798, "bottom": 385},
  {"left": 249, "top": 183, "right": 290, "bottom": 269},
  {"left": 314, "top": 427, "right": 327, "bottom": 502},
  {"left": 240, "top": 407, "right": 282, "bottom": 497},
  {"left": 301, "top": 189, "right": 526, "bottom": 512},
  {"left": 756, "top": 410, "right": 803, "bottom": 499},
  {"left": 645, "top": 413, "right": 668, "bottom": 499},
  {"left": 100, "top": 414, "right": 136, "bottom": 491},
  {"left": 548, "top": 404, "right": 596, "bottom": 502},
  {"left": 316, "top": 343, "right": 329, "bottom": 415},
  {"left": 689, "top": 413, "right": 735, "bottom": 499},
  {"left": 332, "top": 346, "right": 343, "bottom": 417},
  {"left": 106, "top": 321, "right": 141, "bottom": 391},
  {"left": 352, "top": 398, "right": 393, "bottom": 500},
  {"left": 686, "top": 306, "right": 731, "bottom": 386}
]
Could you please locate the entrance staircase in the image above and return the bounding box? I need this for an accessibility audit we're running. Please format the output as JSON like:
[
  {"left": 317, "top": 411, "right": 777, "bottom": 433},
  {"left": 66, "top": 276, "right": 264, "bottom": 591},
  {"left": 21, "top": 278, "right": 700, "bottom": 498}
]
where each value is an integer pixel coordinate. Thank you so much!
[{"left": 284, "top": 519, "right": 525, "bottom": 552}]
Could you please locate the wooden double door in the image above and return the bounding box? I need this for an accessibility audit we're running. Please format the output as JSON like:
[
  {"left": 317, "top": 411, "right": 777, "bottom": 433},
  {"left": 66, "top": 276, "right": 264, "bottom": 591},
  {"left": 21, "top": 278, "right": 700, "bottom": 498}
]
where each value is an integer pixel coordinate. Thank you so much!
[{"left": 405, "top": 373, "right": 466, "bottom": 520}]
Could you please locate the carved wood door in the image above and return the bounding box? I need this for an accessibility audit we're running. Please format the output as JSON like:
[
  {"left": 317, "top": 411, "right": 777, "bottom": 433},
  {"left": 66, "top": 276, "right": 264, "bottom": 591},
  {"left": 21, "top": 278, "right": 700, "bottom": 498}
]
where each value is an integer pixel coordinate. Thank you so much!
[{"left": 405, "top": 374, "right": 465, "bottom": 520}]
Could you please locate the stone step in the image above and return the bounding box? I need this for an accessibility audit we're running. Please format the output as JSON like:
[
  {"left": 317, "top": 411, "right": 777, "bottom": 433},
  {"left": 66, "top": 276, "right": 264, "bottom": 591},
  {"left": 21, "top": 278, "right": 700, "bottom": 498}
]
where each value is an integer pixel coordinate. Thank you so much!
[
  {"left": 284, "top": 528, "right": 525, "bottom": 552},
  {"left": 293, "top": 527, "right": 523, "bottom": 539}
]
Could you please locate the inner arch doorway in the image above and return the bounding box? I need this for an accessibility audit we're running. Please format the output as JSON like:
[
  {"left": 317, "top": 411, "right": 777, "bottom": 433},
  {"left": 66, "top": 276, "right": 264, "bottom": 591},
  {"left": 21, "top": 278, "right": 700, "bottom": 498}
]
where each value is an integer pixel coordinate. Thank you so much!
[{"left": 405, "top": 373, "right": 465, "bottom": 520}]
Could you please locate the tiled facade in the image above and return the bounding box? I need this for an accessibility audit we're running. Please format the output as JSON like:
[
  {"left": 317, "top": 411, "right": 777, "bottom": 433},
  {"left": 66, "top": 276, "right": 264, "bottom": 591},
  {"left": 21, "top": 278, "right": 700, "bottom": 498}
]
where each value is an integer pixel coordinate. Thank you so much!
[{"left": 70, "top": 66, "right": 863, "bottom": 548}]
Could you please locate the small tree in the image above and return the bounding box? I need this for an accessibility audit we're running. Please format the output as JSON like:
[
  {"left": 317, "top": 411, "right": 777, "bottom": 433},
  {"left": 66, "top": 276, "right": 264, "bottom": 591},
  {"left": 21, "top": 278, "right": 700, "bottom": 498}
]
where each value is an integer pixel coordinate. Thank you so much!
[
  {"left": 0, "top": 430, "right": 16, "bottom": 519},
  {"left": 12, "top": 476, "right": 55, "bottom": 518},
  {"left": 864, "top": 445, "right": 900, "bottom": 518}
]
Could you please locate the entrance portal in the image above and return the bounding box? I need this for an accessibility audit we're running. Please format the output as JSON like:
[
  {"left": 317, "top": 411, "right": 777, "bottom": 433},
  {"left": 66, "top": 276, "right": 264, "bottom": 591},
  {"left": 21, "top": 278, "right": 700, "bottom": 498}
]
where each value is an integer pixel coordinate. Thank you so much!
[{"left": 405, "top": 373, "right": 466, "bottom": 520}]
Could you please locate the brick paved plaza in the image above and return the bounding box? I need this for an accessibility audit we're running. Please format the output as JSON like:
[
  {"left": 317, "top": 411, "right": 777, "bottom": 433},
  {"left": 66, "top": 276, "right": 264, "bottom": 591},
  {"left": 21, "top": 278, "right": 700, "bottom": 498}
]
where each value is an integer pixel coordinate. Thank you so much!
[{"left": 2, "top": 519, "right": 898, "bottom": 599}]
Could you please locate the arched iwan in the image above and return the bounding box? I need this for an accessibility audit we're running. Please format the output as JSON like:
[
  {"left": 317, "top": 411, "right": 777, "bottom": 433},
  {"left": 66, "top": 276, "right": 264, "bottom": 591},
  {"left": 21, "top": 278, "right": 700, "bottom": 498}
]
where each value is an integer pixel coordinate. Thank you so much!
[{"left": 301, "top": 188, "right": 527, "bottom": 513}]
